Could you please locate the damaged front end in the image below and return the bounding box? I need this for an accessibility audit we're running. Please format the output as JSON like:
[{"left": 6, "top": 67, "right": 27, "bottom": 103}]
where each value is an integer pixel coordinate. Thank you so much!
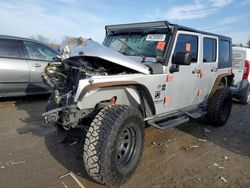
[
  {"left": 42, "top": 56, "right": 120, "bottom": 129},
  {"left": 42, "top": 39, "right": 149, "bottom": 129}
]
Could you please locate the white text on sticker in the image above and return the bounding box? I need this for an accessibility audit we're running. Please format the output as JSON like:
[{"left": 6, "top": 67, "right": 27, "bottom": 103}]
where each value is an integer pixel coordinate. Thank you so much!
[{"left": 146, "top": 34, "right": 166, "bottom": 41}]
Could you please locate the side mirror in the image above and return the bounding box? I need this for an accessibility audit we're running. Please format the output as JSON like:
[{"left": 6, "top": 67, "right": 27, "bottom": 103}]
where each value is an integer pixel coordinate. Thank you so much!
[{"left": 172, "top": 52, "right": 191, "bottom": 65}]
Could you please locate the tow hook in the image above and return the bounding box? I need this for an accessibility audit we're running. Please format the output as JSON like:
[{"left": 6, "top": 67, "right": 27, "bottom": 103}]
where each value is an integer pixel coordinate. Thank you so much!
[
  {"left": 42, "top": 107, "right": 64, "bottom": 124},
  {"left": 44, "top": 112, "right": 59, "bottom": 124}
]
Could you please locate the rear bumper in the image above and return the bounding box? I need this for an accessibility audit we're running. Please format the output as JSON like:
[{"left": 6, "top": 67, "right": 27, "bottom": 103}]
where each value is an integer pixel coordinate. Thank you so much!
[{"left": 231, "top": 80, "right": 249, "bottom": 97}]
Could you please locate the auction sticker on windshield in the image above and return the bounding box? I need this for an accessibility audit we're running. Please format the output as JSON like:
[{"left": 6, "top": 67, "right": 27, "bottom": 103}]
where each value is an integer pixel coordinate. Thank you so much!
[{"left": 146, "top": 34, "right": 166, "bottom": 41}]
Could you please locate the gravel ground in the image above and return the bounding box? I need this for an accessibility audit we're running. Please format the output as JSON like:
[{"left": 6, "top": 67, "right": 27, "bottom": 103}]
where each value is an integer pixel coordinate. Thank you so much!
[{"left": 0, "top": 95, "right": 249, "bottom": 188}]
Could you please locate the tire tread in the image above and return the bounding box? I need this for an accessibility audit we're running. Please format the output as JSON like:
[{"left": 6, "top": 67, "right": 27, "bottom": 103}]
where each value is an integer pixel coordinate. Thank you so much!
[
  {"left": 83, "top": 105, "right": 144, "bottom": 186},
  {"left": 207, "top": 87, "right": 232, "bottom": 127}
]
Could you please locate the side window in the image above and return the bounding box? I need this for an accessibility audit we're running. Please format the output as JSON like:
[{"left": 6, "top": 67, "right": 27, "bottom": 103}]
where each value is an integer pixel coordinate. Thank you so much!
[
  {"left": 174, "top": 34, "right": 198, "bottom": 63},
  {"left": 24, "top": 41, "right": 58, "bottom": 61},
  {"left": 203, "top": 38, "right": 217, "bottom": 62},
  {"left": 219, "top": 40, "right": 231, "bottom": 68},
  {"left": 0, "top": 39, "right": 23, "bottom": 58}
]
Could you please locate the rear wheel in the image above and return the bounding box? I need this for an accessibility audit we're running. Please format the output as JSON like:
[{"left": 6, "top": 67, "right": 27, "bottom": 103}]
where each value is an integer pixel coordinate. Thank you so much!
[
  {"left": 83, "top": 105, "right": 144, "bottom": 187},
  {"left": 207, "top": 87, "right": 232, "bottom": 127}
]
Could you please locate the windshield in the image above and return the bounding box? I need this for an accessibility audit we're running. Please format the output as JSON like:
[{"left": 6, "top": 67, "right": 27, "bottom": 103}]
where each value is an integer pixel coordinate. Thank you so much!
[{"left": 104, "top": 33, "right": 170, "bottom": 58}]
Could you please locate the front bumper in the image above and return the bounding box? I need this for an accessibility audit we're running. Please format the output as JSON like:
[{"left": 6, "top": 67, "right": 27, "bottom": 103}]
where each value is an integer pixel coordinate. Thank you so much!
[
  {"left": 42, "top": 105, "right": 92, "bottom": 129},
  {"left": 42, "top": 107, "right": 65, "bottom": 124}
]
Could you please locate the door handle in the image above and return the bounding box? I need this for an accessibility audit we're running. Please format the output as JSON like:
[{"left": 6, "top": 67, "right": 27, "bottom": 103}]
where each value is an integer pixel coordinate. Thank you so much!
[
  {"left": 34, "top": 63, "right": 41, "bottom": 68},
  {"left": 211, "top": 67, "right": 218, "bottom": 72},
  {"left": 192, "top": 69, "right": 201, "bottom": 74}
]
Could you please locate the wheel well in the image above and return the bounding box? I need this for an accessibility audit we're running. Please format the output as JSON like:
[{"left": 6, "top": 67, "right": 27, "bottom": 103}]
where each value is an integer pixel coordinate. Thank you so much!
[
  {"left": 209, "top": 74, "right": 233, "bottom": 98},
  {"left": 219, "top": 77, "right": 227, "bottom": 86},
  {"left": 226, "top": 75, "right": 234, "bottom": 86},
  {"left": 219, "top": 75, "right": 233, "bottom": 86}
]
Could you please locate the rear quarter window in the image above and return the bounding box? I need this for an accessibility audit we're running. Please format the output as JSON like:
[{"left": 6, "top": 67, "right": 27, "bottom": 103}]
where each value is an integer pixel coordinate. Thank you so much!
[
  {"left": 0, "top": 39, "right": 23, "bottom": 58},
  {"left": 218, "top": 39, "right": 232, "bottom": 68},
  {"left": 203, "top": 37, "right": 217, "bottom": 62}
]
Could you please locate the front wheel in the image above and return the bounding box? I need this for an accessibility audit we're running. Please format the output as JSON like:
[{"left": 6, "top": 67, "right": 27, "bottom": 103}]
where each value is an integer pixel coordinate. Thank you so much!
[
  {"left": 83, "top": 105, "right": 144, "bottom": 187},
  {"left": 206, "top": 87, "right": 232, "bottom": 127}
]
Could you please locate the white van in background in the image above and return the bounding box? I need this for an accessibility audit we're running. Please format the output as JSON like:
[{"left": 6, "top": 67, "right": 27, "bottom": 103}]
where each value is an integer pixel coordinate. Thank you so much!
[{"left": 231, "top": 46, "right": 250, "bottom": 104}]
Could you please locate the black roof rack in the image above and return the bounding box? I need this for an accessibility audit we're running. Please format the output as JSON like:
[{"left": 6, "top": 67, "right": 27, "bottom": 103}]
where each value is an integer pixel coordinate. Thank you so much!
[
  {"left": 106, "top": 21, "right": 170, "bottom": 31},
  {"left": 105, "top": 21, "right": 173, "bottom": 35},
  {"left": 105, "top": 21, "right": 231, "bottom": 40}
]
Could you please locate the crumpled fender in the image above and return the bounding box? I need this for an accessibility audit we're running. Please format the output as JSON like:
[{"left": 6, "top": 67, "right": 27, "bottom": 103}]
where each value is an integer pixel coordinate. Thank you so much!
[{"left": 74, "top": 75, "right": 156, "bottom": 116}]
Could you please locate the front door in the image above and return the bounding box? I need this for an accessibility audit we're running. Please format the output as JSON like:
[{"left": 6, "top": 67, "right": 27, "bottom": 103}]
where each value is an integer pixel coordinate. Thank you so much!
[
  {"left": 163, "top": 31, "right": 201, "bottom": 112},
  {"left": 23, "top": 41, "right": 59, "bottom": 93}
]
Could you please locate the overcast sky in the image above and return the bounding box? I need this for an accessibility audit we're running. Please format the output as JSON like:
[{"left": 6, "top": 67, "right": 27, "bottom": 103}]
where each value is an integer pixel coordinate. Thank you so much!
[{"left": 0, "top": 0, "right": 249, "bottom": 44}]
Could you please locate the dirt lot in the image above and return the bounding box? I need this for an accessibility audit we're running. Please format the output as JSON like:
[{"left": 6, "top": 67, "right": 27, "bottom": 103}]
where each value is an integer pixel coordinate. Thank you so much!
[{"left": 0, "top": 95, "right": 249, "bottom": 188}]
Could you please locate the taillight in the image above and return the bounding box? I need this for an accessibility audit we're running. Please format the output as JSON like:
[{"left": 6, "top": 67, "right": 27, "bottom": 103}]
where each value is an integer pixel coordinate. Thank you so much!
[{"left": 242, "top": 60, "right": 250, "bottom": 80}]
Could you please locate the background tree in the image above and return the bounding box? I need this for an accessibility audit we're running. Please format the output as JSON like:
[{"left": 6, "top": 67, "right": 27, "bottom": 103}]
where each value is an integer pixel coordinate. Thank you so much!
[
  {"left": 30, "top": 35, "right": 50, "bottom": 44},
  {"left": 30, "top": 35, "right": 60, "bottom": 50}
]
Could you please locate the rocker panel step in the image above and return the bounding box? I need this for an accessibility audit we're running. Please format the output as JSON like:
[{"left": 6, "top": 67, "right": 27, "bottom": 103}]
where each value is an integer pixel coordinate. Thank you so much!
[
  {"left": 185, "top": 110, "right": 207, "bottom": 119},
  {"left": 147, "top": 116, "right": 189, "bottom": 130}
]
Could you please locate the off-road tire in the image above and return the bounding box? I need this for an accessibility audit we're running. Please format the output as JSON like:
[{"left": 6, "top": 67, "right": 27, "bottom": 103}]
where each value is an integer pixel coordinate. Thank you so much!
[
  {"left": 207, "top": 86, "right": 232, "bottom": 127},
  {"left": 83, "top": 105, "right": 144, "bottom": 187}
]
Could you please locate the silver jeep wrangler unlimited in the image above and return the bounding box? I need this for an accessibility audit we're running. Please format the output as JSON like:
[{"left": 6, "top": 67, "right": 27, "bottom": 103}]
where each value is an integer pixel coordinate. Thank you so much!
[{"left": 42, "top": 21, "right": 233, "bottom": 187}]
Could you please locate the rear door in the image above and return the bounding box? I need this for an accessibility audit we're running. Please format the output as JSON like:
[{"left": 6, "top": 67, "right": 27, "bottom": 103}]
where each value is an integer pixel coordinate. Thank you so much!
[
  {"left": 197, "top": 35, "right": 218, "bottom": 103},
  {"left": 232, "top": 47, "right": 245, "bottom": 89},
  {"left": 23, "top": 41, "right": 59, "bottom": 93},
  {"left": 0, "top": 38, "right": 29, "bottom": 97}
]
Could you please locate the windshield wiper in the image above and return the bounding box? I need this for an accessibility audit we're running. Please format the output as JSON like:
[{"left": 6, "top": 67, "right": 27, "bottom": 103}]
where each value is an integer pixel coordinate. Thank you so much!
[{"left": 117, "top": 38, "right": 146, "bottom": 63}]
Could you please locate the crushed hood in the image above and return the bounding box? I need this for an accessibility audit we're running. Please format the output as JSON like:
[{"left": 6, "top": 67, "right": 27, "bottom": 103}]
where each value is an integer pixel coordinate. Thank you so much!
[{"left": 62, "top": 39, "right": 150, "bottom": 74}]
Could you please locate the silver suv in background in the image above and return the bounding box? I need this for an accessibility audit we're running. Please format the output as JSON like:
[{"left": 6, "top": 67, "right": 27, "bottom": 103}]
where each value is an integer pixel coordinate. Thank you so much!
[
  {"left": 0, "top": 35, "right": 60, "bottom": 97},
  {"left": 231, "top": 46, "right": 250, "bottom": 104}
]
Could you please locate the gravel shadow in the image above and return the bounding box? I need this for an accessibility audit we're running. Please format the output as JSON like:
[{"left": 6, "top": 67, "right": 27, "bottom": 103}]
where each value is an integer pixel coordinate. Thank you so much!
[{"left": 10, "top": 95, "right": 93, "bottom": 183}]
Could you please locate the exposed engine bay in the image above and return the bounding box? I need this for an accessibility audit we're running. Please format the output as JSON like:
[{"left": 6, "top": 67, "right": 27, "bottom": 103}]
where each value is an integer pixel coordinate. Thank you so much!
[
  {"left": 42, "top": 56, "right": 137, "bottom": 93},
  {"left": 42, "top": 39, "right": 150, "bottom": 94},
  {"left": 42, "top": 46, "right": 141, "bottom": 129},
  {"left": 42, "top": 56, "right": 138, "bottom": 128}
]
